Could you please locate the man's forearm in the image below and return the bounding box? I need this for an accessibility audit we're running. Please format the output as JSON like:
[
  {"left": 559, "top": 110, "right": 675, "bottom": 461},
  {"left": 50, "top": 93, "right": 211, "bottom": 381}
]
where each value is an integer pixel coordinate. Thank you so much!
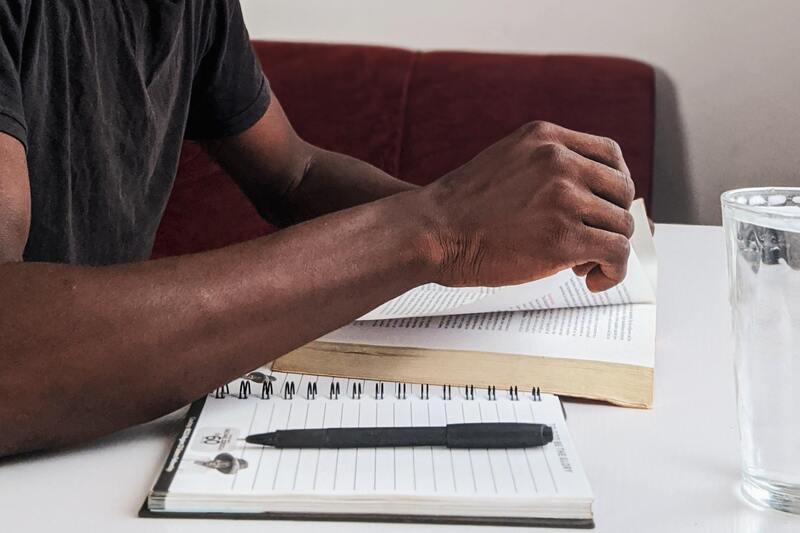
[
  {"left": 0, "top": 189, "right": 437, "bottom": 457},
  {"left": 280, "top": 147, "right": 417, "bottom": 224},
  {"left": 201, "top": 97, "right": 416, "bottom": 227}
]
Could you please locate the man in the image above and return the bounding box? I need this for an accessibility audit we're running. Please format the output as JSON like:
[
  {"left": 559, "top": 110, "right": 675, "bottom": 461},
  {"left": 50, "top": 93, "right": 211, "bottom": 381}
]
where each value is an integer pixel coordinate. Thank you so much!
[{"left": 0, "top": 1, "right": 635, "bottom": 457}]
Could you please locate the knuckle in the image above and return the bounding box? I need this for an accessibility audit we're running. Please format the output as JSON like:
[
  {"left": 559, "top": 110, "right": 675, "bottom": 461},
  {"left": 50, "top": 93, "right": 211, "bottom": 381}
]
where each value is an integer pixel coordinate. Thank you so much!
[
  {"left": 623, "top": 211, "right": 636, "bottom": 238},
  {"left": 603, "top": 136, "right": 623, "bottom": 160},
  {"left": 625, "top": 177, "right": 636, "bottom": 205},
  {"left": 533, "top": 142, "right": 569, "bottom": 167},
  {"left": 521, "top": 120, "right": 555, "bottom": 140},
  {"left": 601, "top": 167, "right": 634, "bottom": 207},
  {"left": 548, "top": 175, "right": 579, "bottom": 203},
  {"left": 608, "top": 235, "right": 631, "bottom": 262}
]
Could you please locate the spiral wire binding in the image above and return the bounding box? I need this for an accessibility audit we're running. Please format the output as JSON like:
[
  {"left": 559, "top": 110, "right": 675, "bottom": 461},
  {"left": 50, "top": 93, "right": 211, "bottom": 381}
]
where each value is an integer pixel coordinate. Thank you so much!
[
  {"left": 213, "top": 383, "right": 230, "bottom": 399},
  {"left": 215, "top": 374, "right": 544, "bottom": 402},
  {"left": 419, "top": 384, "right": 430, "bottom": 399},
  {"left": 329, "top": 382, "right": 341, "bottom": 399},
  {"left": 283, "top": 381, "right": 295, "bottom": 399},
  {"left": 351, "top": 382, "right": 362, "bottom": 400}
]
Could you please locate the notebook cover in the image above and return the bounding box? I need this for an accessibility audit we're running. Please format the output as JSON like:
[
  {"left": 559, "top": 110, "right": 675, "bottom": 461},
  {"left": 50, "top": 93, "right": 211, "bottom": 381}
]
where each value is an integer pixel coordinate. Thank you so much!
[
  {"left": 138, "top": 500, "right": 594, "bottom": 528},
  {"left": 141, "top": 394, "right": 594, "bottom": 529}
]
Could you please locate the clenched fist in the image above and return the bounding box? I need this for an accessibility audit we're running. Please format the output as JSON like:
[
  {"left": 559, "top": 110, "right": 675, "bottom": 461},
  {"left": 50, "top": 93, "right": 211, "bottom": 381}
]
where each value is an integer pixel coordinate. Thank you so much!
[{"left": 420, "top": 121, "right": 636, "bottom": 292}]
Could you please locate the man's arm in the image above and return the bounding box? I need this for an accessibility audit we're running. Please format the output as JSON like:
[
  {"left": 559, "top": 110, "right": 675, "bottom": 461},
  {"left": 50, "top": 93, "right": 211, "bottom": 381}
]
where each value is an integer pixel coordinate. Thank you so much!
[
  {"left": 0, "top": 129, "right": 435, "bottom": 457},
  {"left": 201, "top": 97, "right": 416, "bottom": 227},
  {"left": 0, "top": 116, "right": 635, "bottom": 457},
  {"left": 0, "top": 134, "right": 29, "bottom": 262}
]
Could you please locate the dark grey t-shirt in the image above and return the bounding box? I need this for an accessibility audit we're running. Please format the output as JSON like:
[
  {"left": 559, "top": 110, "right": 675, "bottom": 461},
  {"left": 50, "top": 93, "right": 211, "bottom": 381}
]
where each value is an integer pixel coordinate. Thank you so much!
[{"left": 0, "top": 0, "right": 270, "bottom": 265}]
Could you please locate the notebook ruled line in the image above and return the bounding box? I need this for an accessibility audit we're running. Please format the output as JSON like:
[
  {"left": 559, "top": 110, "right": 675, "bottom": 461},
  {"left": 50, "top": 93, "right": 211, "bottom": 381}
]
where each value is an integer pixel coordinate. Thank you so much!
[
  {"left": 498, "top": 403, "right": 519, "bottom": 494},
  {"left": 353, "top": 400, "right": 361, "bottom": 491},
  {"left": 251, "top": 382, "right": 279, "bottom": 491},
  {"left": 513, "top": 401, "right": 538, "bottom": 493},
  {"left": 290, "top": 402, "right": 311, "bottom": 491},
  {"left": 445, "top": 402, "right": 458, "bottom": 494},
  {"left": 332, "top": 400, "right": 344, "bottom": 492},
  {"left": 311, "top": 401, "right": 326, "bottom": 492},
  {"left": 529, "top": 401, "right": 558, "bottom": 494},
  {"left": 232, "top": 399, "right": 260, "bottom": 491},
  {"left": 478, "top": 402, "right": 499, "bottom": 494},
  {"left": 271, "top": 401, "right": 294, "bottom": 491},
  {"left": 392, "top": 402, "right": 397, "bottom": 491},
  {"left": 373, "top": 402, "right": 378, "bottom": 492},
  {"left": 426, "top": 401, "right": 438, "bottom": 493},
  {"left": 462, "top": 402, "right": 478, "bottom": 494},
  {"left": 410, "top": 403, "right": 417, "bottom": 492}
]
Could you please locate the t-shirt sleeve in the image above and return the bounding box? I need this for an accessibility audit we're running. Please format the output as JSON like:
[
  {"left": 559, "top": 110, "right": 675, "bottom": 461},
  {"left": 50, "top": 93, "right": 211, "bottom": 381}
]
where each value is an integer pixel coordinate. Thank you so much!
[
  {"left": 0, "top": 1, "right": 28, "bottom": 148},
  {"left": 185, "top": 0, "right": 270, "bottom": 140}
]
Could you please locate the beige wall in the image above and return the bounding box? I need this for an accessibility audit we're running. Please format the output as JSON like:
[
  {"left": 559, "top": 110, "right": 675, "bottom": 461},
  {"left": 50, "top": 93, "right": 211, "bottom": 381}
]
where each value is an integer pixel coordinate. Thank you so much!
[{"left": 240, "top": 0, "right": 800, "bottom": 225}]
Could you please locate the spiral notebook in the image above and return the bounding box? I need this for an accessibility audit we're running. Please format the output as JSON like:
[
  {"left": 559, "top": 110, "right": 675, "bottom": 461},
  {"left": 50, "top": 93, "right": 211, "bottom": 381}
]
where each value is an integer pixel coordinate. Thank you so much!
[{"left": 141, "top": 369, "right": 594, "bottom": 528}]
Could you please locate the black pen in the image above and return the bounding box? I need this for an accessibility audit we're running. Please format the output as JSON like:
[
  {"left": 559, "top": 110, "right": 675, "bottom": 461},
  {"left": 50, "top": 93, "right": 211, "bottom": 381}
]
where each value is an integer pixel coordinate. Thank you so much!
[{"left": 244, "top": 422, "right": 553, "bottom": 449}]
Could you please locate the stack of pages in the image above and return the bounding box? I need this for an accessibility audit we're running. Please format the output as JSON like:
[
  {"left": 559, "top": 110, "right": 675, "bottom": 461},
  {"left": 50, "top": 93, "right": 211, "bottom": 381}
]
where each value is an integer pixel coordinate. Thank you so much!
[{"left": 276, "top": 200, "right": 657, "bottom": 407}]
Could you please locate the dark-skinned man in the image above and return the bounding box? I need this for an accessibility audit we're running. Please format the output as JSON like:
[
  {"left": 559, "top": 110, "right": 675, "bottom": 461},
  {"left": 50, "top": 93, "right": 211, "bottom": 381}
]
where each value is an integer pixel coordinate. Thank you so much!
[{"left": 0, "top": 0, "right": 636, "bottom": 457}]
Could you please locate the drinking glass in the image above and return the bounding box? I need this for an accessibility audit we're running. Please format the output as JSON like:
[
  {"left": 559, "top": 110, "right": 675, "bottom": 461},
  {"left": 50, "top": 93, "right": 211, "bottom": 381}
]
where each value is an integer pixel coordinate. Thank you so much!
[{"left": 722, "top": 187, "right": 800, "bottom": 513}]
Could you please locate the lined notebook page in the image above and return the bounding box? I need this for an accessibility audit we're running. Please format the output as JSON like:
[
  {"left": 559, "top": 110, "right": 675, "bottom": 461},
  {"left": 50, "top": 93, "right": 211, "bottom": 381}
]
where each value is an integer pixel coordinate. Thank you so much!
[{"left": 165, "top": 370, "right": 592, "bottom": 506}]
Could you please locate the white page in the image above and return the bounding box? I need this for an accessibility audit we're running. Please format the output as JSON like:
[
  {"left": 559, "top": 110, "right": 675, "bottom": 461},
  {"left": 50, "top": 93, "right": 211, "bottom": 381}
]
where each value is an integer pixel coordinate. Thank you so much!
[
  {"left": 324, "top": 302, "right": 656, "bottom": 368},
  {"left": 360, "top": 200, "right": 656, "bottom": 321},
  {"left": 163, "top": 370, "right": 592, "bottom": 511}
]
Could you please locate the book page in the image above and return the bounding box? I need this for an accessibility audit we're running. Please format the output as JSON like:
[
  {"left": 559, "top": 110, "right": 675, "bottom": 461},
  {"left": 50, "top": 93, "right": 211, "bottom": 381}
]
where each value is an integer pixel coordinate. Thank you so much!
[
  {"left": 360, "top": 200, "right": 656, "bottom": 321},
  {"left": 158, "top": 370, "right": 592, "bottom": 517},
  {"left": 326, "top": 303, "right": 656, "bottom": 368}
]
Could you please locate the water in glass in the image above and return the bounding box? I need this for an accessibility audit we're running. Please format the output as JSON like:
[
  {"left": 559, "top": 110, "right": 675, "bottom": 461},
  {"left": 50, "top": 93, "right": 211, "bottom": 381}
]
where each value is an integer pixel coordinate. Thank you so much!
[{"left": 722, "top": 187, "right": 800, "bottom": 514}]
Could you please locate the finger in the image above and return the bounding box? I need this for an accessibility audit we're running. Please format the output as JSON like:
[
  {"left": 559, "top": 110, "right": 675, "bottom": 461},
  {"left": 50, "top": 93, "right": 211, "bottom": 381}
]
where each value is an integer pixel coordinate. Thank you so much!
[
  {"left": 572, "top": 262, "right": 595, "bottom": 277},
  {"left": 586, "top": 264, "right": 620, "bottom": 292},
  {"left": 572, "top": 152, "right": 635, "bottom": 209},
  {"left": 580, "top": 194, "right": 635, "bottom": 239},
  {"left": 575, "top": 227, "right": 631, "bottom": 292},
  {"left": 529, "top": 121, "right": 631, "bottom": 177}
]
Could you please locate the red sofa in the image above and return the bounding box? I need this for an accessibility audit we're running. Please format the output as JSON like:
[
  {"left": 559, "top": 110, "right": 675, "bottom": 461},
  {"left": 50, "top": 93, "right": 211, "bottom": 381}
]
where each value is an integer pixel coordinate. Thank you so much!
[{"left": 152, "top": 41, "right": 654, "bottom": 258}]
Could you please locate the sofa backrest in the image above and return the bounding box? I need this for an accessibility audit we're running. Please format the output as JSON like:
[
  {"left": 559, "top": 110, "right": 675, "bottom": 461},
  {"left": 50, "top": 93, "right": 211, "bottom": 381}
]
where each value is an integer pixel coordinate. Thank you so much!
[{"left": 152, "top": 41, "right": 654, "bottom": 258}]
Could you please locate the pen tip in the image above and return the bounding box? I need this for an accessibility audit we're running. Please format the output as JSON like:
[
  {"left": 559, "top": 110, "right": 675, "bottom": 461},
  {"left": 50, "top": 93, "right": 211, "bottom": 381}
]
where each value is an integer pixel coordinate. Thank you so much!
[{"left": 245, "top": 433, "right": 276, "bottom": 446}]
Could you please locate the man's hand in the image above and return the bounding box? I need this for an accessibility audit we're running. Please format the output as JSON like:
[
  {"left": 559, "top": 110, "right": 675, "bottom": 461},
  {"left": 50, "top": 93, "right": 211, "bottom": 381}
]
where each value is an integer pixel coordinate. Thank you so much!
[{"left": 421, "top": 121, "right": 636, "bottom": 292}]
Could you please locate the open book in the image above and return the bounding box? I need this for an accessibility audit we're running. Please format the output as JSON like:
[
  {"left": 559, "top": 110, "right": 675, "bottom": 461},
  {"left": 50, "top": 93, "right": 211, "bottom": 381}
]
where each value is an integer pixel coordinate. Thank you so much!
[{"left": 276, "top": 200, "right": 657, "bottom": 408}]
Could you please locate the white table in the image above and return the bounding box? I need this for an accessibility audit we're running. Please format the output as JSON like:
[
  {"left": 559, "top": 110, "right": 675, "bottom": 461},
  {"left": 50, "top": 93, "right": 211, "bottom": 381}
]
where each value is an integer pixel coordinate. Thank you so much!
[{"left": 2, "top": 224, "right": 799, "bottom": 532}]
